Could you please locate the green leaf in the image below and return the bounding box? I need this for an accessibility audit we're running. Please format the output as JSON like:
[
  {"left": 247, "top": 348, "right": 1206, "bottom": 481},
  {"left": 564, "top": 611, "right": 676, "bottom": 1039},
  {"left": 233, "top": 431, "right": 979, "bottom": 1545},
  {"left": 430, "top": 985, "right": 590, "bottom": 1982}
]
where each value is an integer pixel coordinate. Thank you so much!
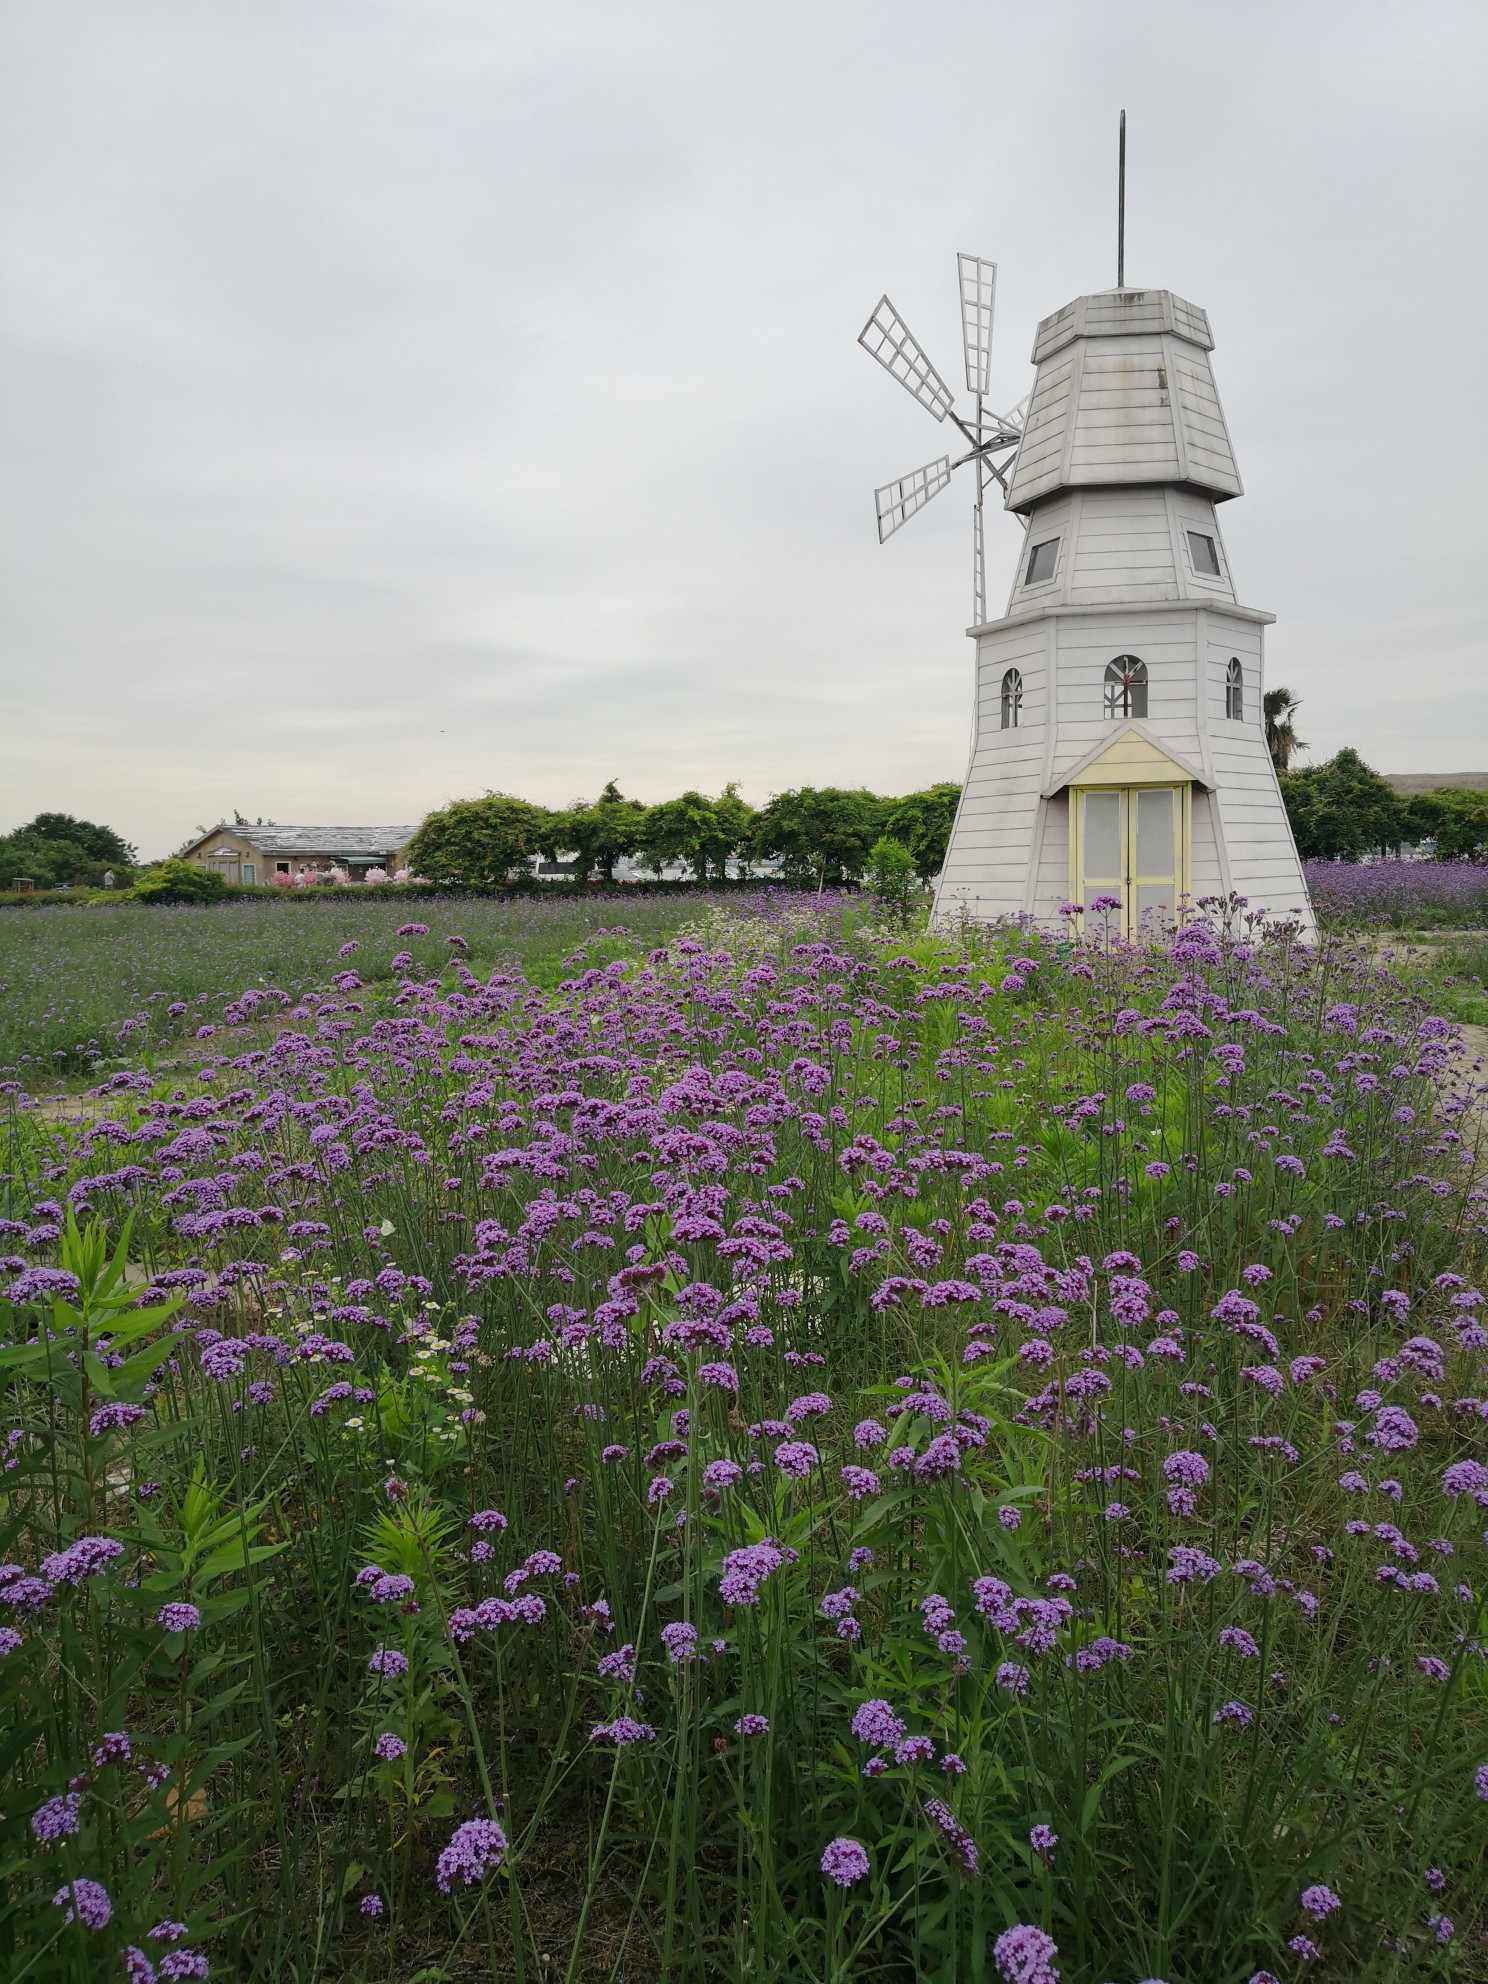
[
  {"left": 1080, "top": 1752, "right": 1141, "bottom": 1830},
  {"left": 195, "top": 1538, "right": 287, "bottom": 1587},
  {"left": 81, "top": 1349, "right": 117, "bottom": 1397}
]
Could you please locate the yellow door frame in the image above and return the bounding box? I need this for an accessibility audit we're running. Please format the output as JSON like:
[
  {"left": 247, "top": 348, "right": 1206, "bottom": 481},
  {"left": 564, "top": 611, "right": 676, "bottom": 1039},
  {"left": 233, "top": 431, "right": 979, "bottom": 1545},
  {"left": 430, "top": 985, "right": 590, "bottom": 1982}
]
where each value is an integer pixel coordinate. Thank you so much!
[{"left": 1068, "top": 780, "right": 1192, "bottom": 937}]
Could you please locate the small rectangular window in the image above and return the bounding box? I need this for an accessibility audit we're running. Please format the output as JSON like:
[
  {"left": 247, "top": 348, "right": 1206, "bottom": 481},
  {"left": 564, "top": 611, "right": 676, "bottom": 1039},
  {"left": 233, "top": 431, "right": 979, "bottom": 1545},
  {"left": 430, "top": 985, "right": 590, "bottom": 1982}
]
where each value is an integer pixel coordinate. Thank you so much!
[
  {"left": 1025, "top": 537, "right": 1059, "bottom": 585},
  {"left": 1187, "top": 531, "right": 1221, "bottom": 577}
]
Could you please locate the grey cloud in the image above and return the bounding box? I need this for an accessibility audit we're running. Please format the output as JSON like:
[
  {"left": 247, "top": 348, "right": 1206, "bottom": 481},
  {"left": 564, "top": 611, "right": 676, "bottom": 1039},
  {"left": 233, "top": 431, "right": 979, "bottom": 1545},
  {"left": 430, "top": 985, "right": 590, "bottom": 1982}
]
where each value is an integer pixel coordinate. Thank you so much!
[{"left": 1, "top": 0, "right": 1485, "bottom": 854}]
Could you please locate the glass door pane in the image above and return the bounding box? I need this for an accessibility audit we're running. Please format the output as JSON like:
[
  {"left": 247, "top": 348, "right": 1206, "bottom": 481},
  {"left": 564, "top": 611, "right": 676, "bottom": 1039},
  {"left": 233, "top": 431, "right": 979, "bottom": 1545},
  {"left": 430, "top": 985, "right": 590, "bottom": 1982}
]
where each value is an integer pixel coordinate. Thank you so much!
[
  {"left": 1132, "top": 787, "right": 1178, "bottom": 932},
  {"left": 1082, "top": 790, "right": 1123, "bottom": 884},
  {"left": 1135, "top": 788, "right": 1173, "bottom": 876}
]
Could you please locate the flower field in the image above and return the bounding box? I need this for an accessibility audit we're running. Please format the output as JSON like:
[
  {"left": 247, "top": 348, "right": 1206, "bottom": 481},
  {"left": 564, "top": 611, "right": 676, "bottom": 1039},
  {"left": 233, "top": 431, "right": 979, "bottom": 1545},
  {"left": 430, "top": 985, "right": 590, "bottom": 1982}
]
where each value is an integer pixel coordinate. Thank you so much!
[
  {"left": 0, "top": 892, "right": 855, "bottom": 1080},
  {"left": 2, "top": 900, "right": 1488, "bottom": 1981},
  {"left": 1303, "top": 861, "right": 1488, "bottom": 932}
]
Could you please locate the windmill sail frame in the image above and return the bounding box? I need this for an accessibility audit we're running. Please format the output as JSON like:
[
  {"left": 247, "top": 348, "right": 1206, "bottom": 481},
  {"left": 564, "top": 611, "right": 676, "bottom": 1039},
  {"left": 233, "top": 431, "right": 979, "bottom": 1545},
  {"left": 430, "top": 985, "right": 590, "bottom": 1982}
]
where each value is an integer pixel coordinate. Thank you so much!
[{"left": 858, "top": 257, "right": 1024, "bottom": 624}]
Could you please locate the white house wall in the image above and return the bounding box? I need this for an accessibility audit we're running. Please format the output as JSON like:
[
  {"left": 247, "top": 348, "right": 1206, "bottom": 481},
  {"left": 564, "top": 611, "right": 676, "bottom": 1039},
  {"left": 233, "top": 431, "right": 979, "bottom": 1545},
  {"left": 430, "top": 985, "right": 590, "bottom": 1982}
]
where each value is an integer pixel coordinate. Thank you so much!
[
  {"left": 1202, "top": 615, "right": 1312, "bottom": 922},
  {"left": 1003, "top": 488, "right": 1246, "bottom": 622},
  {"left": 939, "top": 621, "right": 1050, "bottom": 917},
  {"left": 1065, "top": 490, "right": 1178, "bottom": 606},
  {"left": 1046, "top": 612, "right": 1203, "bottom": 779},
  {"left": 937, "top": 602, "right": 1313, "bottom": 935}
]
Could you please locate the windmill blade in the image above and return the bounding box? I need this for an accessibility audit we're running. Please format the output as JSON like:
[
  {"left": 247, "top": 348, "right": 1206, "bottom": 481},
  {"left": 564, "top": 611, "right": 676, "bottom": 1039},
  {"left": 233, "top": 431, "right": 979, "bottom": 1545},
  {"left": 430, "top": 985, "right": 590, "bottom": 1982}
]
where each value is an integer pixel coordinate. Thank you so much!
[
  {"left": 957, "top": 254, "right": 997, "bottom": 397},
  {"left": 874, "top": 456, "right": 953, "bottom": 542},
  {"left": 990, "top": 390, "right": 1028, "bottom": 443},
  {"left": 858, "top": 297, "right": 955, "bottom": 422}
]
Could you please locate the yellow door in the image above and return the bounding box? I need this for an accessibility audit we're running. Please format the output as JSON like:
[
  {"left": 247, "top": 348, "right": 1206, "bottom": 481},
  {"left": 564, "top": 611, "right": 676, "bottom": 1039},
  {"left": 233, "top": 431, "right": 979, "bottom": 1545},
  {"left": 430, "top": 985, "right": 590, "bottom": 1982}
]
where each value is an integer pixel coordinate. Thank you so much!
[{"left": 1074, "top": 784, "right": 1187, "bottom": 936}]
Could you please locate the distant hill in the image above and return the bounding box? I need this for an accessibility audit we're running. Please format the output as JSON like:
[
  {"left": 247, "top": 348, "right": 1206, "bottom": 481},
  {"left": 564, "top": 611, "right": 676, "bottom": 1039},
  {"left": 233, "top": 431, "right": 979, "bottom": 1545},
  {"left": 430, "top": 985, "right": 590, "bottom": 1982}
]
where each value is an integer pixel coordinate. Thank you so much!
[{"left": 1384, "top": 772, "right": 1488, "bottom": 794}]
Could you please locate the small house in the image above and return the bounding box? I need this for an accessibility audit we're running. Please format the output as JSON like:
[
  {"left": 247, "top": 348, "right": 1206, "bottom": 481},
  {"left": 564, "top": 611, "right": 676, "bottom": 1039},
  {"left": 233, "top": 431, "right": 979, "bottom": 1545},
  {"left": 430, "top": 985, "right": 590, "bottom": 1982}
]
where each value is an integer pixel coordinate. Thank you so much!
[{"left": 175, "top": 824, "right": 419, "bottom": 886}]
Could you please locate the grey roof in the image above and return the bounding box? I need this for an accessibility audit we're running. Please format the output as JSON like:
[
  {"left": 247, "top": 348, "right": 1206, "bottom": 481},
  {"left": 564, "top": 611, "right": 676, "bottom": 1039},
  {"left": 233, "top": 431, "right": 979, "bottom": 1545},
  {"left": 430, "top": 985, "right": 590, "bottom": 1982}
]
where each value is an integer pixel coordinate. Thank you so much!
[{"left": 196, "top": 824, "right": 418, "bottom": 857}]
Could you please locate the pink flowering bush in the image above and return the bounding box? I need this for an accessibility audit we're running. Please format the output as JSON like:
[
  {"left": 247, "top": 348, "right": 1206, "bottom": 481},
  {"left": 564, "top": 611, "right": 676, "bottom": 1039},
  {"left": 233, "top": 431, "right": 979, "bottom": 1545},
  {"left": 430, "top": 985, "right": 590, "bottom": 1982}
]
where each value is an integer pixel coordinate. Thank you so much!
[{"left": 0, "top": 898, "right": 1486, "bottom": 1978}]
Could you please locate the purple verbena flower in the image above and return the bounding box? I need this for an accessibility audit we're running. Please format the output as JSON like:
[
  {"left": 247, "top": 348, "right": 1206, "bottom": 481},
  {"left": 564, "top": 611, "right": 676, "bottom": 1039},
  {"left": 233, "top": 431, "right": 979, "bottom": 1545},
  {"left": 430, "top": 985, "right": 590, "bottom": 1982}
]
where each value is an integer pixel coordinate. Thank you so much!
[
  {"left": 435, "top": 1816, "right": 508, "bottom": 1890},
  {"left": 924, "top": 1796, "right": 979, "bottom": 1874},
  {"left": 992, "top": 1923, "right": 1061, "bottom": 1984},
  {"left": 819, "top": 1836, "right": 870, "bottom": 1887},
  {"left": 92, "top": 1731, "right": 132, "bottom": 1768},
  {"left": 158, "top": 1954, "right": 210, "bottom": 1981},
  {"left": 772, "top": 1440, "right": 818, "bottom": 1479},
  {"left": 1300, "top": 1884, "right": 1340, "bottom": 1921},
  {"left": 88, "top": 1403, "right": 148, "bottom": 1437},
  {"left": 850, "top": 1698, "right": 906, "bottom": 1746},
  {"left": 52, "top": 1878, "right": 111, "bottom": 1929},
  {"left": 42, "top": 1536, "right": 124, "bottom": 1587},
  {"left": 31, "top": 1791, "right": 81, "bottom": 1842},
  {"left": 1219, "top": 1626, "right": 1260, "bottom": 1659},
  {"left": 591, "top": 1717, "right": 656, "bottom": 1745}
]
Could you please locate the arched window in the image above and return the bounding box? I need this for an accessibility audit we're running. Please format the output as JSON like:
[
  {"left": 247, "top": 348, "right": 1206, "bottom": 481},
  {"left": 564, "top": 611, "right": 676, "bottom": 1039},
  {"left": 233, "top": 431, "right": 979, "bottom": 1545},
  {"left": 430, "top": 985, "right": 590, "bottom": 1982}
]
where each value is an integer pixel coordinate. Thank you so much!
[
  {"left": 1225, "top": 657, "right": 1244, "bottom": 721},
  {"left": 1000, "top": 667, "right": 1023, "bottom": 730},
  {"left": 1103, "top": 655, "right": 1148, "bottom": 720}
]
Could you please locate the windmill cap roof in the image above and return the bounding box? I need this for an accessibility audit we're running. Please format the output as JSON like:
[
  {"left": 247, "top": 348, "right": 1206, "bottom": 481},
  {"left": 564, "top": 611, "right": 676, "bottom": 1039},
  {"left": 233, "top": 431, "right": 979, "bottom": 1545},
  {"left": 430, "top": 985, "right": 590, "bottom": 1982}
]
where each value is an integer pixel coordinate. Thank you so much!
[{"left": 1032, "top": 289, "right": 1213, "bottom": 363}]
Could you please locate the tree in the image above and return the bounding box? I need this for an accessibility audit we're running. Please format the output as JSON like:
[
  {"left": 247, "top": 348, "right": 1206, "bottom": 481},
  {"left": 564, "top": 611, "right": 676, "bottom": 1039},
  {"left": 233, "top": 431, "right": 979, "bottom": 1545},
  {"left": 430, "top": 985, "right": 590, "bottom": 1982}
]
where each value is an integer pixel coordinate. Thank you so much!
[
  {"left": 22, "top": 812, "right": 137, "bottom": 864},
  {"left": 884, "top": 781, "right": 962, "bottom": 882},
  {"left": 750, "top": 787, "right": 890, "bottom": 886},
  {"left": 640, "top": 784, "right": 759, "bottom": 881},
  {"left": 0, "top": 812, "right": 137, "bottom": 886},
  {"left": 0, "top": 814, "right": 138, "bottom": 890},
  {"left": 1263, "top": 689, "right": 1306, "bottom": 774},
  {"left": 548, "top": 781, "right": 649, "bottom": 883},
  {"left": 406, "top": 795, "right": 553, "bottom": 884},
  {"left": 710, "top": 784, "right": 759, "bottom": 877},
  {"left": 1401, "top": 787, "right": 1488, "bottom": 861},
  {"left": 0, "top": 833, "right": 91, "bottom": 890},
  {"left": 1279, "top": 749, "right": 1404, "bottom": 861},
  {"left": 641, "top": 791, "right": 720, "bottom": 881}
]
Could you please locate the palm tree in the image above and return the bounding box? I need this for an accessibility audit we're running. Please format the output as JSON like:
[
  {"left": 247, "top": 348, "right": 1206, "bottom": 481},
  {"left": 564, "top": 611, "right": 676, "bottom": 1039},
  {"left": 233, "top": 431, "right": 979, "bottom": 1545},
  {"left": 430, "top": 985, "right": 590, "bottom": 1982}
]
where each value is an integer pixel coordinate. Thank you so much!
[{"left": 1263, "top": 688, "right": 1306, "bottom": 774}]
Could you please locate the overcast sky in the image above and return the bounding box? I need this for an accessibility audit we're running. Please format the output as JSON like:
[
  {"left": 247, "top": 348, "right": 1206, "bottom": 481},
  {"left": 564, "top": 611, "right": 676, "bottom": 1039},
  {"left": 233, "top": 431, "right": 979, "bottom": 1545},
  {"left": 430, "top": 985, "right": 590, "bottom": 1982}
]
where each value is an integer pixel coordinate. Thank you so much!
[{"left": 1, "top": 2, "right": 1485, "bottom": 858}]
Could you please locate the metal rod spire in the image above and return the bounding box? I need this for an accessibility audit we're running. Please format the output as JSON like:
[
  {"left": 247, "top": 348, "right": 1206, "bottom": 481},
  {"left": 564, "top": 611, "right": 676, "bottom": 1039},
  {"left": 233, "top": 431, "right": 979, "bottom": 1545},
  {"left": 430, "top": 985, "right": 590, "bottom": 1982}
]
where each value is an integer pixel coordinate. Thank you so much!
[{"left": 1117, "top": 109, "right": 1126, "bottom": 288}]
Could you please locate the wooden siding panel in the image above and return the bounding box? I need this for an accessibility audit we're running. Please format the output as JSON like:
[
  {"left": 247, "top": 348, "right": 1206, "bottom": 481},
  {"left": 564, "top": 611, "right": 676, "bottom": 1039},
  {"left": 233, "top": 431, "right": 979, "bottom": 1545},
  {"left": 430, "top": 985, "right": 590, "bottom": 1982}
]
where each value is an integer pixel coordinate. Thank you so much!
[
  {"left": 1011, "top": 292, "right": 1237, "bottom": 510},
  {"left": 1173, "top": 358, "right": 1241, "bottom": 492}
]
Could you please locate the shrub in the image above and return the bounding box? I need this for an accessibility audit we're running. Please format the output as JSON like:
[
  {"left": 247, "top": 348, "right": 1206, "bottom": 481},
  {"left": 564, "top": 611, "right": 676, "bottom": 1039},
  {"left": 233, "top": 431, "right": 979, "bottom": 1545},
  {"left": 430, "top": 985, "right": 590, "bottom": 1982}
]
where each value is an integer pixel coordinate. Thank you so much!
[
  {"left": 884, "top": 780, "right": 962, "bottom": 881},
  {"left": 863, "top": 834, "right": 919, "bottom": 923},
  {"left": 132, "top": 859, "right": 229, "bottom": 904}
]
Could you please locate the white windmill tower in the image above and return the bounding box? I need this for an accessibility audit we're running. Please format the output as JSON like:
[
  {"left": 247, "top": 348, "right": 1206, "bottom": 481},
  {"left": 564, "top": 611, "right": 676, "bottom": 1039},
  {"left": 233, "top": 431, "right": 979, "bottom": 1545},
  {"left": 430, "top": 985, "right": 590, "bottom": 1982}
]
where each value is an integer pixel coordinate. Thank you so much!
[{"left": 859, "top": 124, "right": 1314, "bottom": 940}]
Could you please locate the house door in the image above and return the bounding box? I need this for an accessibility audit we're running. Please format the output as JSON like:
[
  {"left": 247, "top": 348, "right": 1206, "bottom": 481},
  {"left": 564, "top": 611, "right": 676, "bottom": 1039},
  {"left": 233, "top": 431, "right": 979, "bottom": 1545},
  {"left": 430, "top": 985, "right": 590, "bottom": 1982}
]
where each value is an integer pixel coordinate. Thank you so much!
[{"left": 1075, "top": 785, "right": 1186, "bottom": 935}]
